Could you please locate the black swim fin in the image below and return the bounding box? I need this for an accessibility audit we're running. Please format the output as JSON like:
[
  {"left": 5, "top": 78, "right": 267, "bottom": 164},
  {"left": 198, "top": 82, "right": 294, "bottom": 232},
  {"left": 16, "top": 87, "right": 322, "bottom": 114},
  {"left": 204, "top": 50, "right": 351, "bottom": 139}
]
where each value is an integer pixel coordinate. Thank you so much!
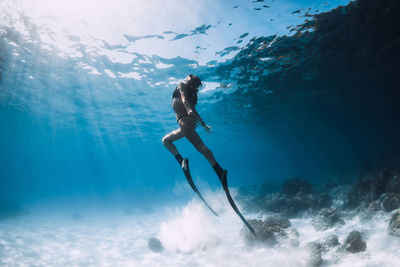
[
  {"left": 182, "top": 158, "right": 219, "bottom": 217},
  {"left": 219, "top": 170, "right": 257, "bottom": 237}
]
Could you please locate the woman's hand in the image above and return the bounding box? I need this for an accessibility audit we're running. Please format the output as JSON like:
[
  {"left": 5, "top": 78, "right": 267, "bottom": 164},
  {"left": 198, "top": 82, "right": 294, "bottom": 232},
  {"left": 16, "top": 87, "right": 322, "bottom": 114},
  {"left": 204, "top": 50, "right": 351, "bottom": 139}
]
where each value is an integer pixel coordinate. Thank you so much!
[
  {"left": 189, "top": 111, "right": 211, "bottom": 132},
  {"left": 188, "top": 110, "right": 201, "bottom": 126}
]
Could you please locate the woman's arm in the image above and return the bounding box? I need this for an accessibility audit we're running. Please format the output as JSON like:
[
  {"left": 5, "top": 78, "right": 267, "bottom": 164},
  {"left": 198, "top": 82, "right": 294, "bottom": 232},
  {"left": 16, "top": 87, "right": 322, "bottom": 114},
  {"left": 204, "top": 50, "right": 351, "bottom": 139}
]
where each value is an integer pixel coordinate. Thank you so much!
[
  {"left": 179, "top": 84, "right": 212, "bottom": 132},
  {"left": 179, "top": 83, "right": 195, "bottom": 115}
]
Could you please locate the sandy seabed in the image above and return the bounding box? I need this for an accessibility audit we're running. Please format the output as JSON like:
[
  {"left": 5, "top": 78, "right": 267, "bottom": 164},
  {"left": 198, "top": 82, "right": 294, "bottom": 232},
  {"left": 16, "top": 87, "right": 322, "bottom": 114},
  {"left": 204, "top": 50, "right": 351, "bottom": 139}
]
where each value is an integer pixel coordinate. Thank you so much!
[{"left": 1, "top": 191, "right": 400, "bottom": 267}]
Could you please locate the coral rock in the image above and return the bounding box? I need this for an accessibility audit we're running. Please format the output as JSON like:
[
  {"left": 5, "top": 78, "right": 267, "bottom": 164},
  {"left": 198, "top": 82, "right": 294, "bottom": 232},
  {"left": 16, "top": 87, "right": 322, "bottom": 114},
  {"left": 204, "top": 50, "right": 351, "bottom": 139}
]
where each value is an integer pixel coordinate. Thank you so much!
[
  {"left": 343, "top": 230, "right": 367, "bottom": 253},
  {"left": 312, "top": 208, "right": 344, "bottom": 231},
  {"left": 388, "top": 210, "right": 400, "bottom": 237},
  {"left": 148, "top": 237, "right": 164, "bottom": 253},
  {"left": 242, "top": 215, "right": 298, "bottom": 246}
]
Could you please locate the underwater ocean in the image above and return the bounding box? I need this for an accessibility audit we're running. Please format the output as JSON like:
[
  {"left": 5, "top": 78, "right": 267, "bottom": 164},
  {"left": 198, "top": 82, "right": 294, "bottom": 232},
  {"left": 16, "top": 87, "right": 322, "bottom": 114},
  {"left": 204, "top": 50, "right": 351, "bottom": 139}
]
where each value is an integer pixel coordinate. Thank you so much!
[{"left": 1, "top": 0, "right": 400, "bottom": 266}]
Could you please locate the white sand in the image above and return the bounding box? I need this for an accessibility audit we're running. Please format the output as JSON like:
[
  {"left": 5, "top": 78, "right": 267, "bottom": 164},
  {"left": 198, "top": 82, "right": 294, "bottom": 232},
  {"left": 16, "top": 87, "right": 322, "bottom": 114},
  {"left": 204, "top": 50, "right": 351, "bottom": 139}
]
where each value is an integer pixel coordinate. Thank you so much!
[{"left": 1, "top": 191, "right": 399, "bottom": 266}]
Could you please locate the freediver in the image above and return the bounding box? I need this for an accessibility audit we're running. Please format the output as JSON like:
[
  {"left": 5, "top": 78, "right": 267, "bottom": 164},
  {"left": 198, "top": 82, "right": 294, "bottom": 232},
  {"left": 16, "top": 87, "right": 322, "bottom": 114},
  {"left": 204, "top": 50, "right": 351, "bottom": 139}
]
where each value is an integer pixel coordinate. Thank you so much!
[
  {"left": 162, "top": 74, "right": 256, "bottom": 236},
  {"left": 162, "top": 74, "right": 228, "bottom": 187}
]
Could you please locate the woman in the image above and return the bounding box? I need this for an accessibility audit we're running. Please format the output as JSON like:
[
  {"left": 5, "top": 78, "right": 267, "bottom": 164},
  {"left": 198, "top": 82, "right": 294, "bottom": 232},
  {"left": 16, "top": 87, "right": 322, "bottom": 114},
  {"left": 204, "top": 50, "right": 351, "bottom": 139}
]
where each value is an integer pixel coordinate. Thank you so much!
[
  {"left": 162, "top": 74, "right": 227, "bottom": 184},
  {"left": 162, "top": 74, "right": 256, "bottom": 236}
]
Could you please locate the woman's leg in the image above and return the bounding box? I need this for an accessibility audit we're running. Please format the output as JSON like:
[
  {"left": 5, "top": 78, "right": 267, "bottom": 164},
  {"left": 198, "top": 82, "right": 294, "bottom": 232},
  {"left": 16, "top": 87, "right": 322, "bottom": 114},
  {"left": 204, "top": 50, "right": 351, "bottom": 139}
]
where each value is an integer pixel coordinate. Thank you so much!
[
  {"left": 179, "top": 118, "right": 217, "bottom": 166},
  {"left": 162, "top": 128, "right": 184, "bottom": 156}
]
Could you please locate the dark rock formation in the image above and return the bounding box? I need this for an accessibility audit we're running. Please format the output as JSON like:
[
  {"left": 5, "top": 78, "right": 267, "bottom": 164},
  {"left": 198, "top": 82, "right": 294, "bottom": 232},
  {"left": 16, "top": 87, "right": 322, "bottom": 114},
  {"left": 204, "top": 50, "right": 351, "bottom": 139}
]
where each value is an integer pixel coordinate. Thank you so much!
[
  {"left": 388, "top": 210, "right": 400, "bottom": 237},
  {"left": 242, "top": 215, "right": 298, "bottom": 245},
  {"left": 311, "top": 208, "right": 344, "bottom": 231},
  {"left": 237, "top": 181, "right": 282, "bottom": 213},
  {"left": 387, "top": 174, "right": 400, "bottom": 194},
  {"left": 264, "top": 178, "right": 330, "bottom": 218},
  {"left": 281, "top": 177, "right": 313, "bottom": 196},
  {"left": 366, "top": 200, "right": 383, "bottom": 213},
  {"left": 264, "top": 215, "right": 291, "bottom": 229},
  {"left": 148, "top": 237, "right": 164, "bottom": 253},
  {"left": 264, "top": 190, "right": 331, "bottom": 218},
  {"left": 243, "top": 219, "right": 277, "bottom": 245},
  {"left": 264, "top": 192, "right": 313, "bottom": 218},
  {"left": 239, "top": 178, "right": 331, "bottom": 218},
  {"left": 344, "top": 176, "right": 386, "bottom": 210},
  {"left": 344, "top": 163, "right": 400, "bottom": 211},
  {"left": 343, "top": 230, "right": 367, "bottom": 253},
  {"left": 381, "top": 193, "right": 400, "bottom": 212},
  {"left": 364, "top": 192, "right": 400, "bottom": 214},
  {"left": 322, "top": 234, "right": 339, "bottom": 250}
]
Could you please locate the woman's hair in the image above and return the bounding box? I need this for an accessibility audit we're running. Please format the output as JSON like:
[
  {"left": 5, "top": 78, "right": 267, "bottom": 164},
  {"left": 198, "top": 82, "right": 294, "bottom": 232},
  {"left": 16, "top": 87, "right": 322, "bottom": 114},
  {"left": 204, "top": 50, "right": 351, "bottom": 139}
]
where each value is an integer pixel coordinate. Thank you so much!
[
  {"left": 186, "top": 74, "right": 201, "bottom": 105},
  {"left": 187, "top": 74, "right": 202, "bottom": 89}
]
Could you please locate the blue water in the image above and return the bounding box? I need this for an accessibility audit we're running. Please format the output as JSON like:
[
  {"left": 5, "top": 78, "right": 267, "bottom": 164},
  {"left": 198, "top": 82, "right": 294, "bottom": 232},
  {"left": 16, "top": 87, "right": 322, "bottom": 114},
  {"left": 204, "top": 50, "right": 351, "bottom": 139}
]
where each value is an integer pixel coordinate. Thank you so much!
[
  {"left": 1, "top": 0, "right": 358, "bottom": 207},
  {"left": 1, "top": 0, "right": 400, "bottom": 265}
]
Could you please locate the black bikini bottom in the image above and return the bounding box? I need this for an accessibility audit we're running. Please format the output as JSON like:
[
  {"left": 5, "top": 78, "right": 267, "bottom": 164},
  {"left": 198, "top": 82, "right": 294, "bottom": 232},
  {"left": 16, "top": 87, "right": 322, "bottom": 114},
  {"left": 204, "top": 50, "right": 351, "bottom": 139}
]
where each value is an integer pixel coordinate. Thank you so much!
[{"left": 177, "top": 114, "right": 190, "bottom": 123}]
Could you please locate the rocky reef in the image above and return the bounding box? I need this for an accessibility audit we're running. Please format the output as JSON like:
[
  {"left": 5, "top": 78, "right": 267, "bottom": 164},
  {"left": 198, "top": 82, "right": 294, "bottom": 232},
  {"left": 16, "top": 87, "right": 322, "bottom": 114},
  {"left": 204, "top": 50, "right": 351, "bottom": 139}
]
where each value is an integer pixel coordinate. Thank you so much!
[
  {"left": 241, "top": 215, "right": 298, "bottom": 246},
  {"left": 239, "top": 161, "right": 400, "bottom": 266},
  {"left": 388, "top": 210, "right": 400, "bottom": 237},
  {"left": 238, "top": 177, "right": 335, "bottom": 220},
  {"left": 344, "top": 162, "right": 400, "bottom": 212}
]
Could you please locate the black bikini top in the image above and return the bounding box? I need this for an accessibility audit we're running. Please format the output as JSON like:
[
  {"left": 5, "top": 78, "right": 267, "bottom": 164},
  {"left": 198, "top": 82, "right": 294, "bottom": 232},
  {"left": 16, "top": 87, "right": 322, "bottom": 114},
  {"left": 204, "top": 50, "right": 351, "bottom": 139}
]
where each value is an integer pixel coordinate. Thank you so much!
[
  {"left": 172, "top": 82, "right": 198, "bottom": 105},
  {"left": 172, "top": 85, "right": 182, "bottom": 99}
]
